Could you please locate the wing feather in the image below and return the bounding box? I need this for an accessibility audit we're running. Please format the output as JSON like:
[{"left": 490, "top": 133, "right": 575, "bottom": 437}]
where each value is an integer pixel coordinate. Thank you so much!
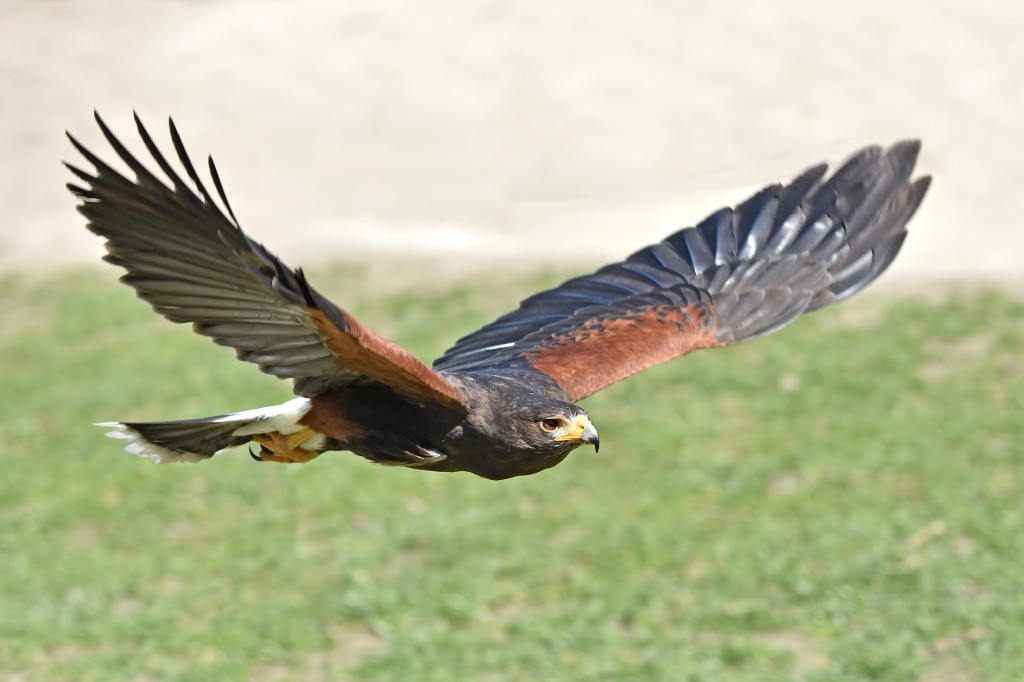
[
  {"left": 434, "top": 141, "right": 929, "bottom": 401},
  {"left": 69, "top": 113, "right": 467, "bottom": 411}
]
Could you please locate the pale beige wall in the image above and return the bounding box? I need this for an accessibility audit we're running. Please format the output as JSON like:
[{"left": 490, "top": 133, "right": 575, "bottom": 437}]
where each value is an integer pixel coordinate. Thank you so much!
[{"left": 2, "top": 0, "right": 1020, "bottom": 285}]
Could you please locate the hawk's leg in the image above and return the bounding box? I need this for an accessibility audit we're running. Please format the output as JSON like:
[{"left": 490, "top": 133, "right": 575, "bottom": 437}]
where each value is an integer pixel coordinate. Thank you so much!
[{"left": 250, "top": 428, "right": 322, "bottom": 464}]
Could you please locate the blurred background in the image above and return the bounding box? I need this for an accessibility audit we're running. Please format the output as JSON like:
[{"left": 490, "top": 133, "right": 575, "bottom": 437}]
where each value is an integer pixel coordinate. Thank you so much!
[
  {"left": 3, "top": 2, "right": 1023, "bottom": 680},
  {"left": 2, "top": 0, "right": 1022, "bottom": 285}
]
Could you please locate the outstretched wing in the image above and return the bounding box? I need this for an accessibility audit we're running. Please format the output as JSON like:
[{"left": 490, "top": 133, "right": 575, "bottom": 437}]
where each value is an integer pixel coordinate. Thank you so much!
[
  {"left": 67, "top": 113, "right": 467, "bottom": 411},
  {"left": 434, "top": 141, "right": 930, "bottom": 402}
]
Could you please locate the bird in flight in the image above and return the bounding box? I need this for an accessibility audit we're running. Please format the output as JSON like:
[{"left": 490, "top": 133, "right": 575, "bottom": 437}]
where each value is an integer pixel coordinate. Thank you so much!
[{"left": 67, "top": 113, "right": 930, "bottom": 479}]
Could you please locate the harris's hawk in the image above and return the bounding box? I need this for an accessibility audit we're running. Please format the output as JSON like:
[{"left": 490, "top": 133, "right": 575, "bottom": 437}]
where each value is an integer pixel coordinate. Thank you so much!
[{"left": 67, "top": 114, "right": 930, "bottom": 479}]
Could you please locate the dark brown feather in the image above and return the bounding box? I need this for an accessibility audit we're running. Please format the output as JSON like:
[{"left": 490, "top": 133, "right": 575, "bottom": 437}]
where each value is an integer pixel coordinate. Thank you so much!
[
  {"left": 68, "top": 113, "right": 468, "bottom": 412},
  {"left": 435, "top": 140, "right": 928, "bottom": 404}
]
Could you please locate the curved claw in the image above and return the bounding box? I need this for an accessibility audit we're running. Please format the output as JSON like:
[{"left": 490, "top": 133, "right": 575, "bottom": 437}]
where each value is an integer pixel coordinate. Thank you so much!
[{"left": 249, "top": 442, "right": 265, "bottom": 462}]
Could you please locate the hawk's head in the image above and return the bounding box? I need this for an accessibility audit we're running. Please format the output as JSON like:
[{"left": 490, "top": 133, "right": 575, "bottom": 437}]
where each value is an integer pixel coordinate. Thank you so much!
[
  {"left": 519, "top": 403, "right": 600, "bottom": 454},
  {"left": 448, "top": 385, "right": 600, "bottom": 479}
]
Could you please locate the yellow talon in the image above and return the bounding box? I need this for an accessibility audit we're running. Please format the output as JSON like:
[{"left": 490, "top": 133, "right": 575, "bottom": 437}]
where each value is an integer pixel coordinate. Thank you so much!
[
  {"left": 251, "top": 428, "right": 321, "bottom": 464},
  {"left": 285, "top": 426, "right": 316, "bottom": 451}
]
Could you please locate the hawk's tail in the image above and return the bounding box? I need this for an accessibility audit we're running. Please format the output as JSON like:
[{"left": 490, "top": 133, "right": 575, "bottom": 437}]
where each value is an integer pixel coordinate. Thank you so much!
[
  {"left": 703, "top": 140, "right": 930, "bottom": 345},
  {"left": 97, "top": 397, "right": 315, "bottom": 463}
]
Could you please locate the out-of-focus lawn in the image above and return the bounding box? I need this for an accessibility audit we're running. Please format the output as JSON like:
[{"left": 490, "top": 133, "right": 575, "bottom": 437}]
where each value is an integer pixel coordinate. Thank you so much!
[{"left": 1, "top": 268, "right": 1022, "bottom": 681}]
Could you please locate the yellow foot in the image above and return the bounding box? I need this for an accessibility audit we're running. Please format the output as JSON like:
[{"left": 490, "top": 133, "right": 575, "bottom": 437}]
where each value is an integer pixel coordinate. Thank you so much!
[{"left": 250, "top": 428, "right": 321, "bottom": 464}]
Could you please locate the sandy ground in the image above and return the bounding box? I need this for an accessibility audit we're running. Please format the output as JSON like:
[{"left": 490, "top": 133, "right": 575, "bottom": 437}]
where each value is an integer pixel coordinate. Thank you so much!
[{"left": 2, "top": 0, "right": 1021, "bottom": 290}]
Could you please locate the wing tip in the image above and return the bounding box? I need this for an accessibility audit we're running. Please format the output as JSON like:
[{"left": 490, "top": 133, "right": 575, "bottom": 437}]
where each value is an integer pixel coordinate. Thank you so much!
[{"left": 890, "top": 138, "right": 922, "bottom": 159}]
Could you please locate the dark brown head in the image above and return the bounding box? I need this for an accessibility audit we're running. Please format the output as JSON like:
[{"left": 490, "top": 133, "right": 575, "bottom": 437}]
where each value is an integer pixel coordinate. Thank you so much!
[
  {"left": 442, "top": 377, "right": 600, "bottom": 479},
  {"left": 499, "top": 398, "right": 600, "bottom": 457}
]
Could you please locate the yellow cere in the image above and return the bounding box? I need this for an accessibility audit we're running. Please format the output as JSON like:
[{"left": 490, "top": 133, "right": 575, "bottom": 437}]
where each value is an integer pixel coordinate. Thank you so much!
[{"left": 555, "top": 415, "right": 593, "bottom": 442}]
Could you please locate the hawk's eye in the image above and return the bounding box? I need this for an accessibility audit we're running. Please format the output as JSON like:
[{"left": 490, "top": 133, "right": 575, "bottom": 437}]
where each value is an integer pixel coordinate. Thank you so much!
[{"left": 540, "top": 418, "right": 561, "bottom": 432}]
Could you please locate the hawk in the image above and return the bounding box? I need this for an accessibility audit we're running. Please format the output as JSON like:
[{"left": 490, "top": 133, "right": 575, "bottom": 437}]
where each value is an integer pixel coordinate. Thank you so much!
[{"left": 67, "top": 114, "right": 930, "bottom": 479}]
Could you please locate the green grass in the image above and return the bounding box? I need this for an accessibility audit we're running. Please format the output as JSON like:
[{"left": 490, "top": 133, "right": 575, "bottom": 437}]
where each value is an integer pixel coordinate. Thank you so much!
[{"left": 1, "top": 267, "right": 1022, "bottom": 681}]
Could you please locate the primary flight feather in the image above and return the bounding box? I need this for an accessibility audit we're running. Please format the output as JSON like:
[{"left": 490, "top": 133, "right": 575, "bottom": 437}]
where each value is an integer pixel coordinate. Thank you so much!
[{"left": 67, "top": 113, "right": 929, "bottom": 479}]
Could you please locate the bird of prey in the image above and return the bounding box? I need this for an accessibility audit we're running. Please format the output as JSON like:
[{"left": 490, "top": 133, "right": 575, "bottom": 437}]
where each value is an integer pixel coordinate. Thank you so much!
[{"left": 67, "top": 113, "right": 930, "bottom": 479}]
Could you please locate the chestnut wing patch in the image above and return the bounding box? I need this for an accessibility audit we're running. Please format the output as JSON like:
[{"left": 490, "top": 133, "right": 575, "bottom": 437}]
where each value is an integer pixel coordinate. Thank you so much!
[
  {"left": 306, "top": 307, "right": 467, "bottom": 409},
  {"left": 519, "top": 299, "right": 727, "bottom": 402}
]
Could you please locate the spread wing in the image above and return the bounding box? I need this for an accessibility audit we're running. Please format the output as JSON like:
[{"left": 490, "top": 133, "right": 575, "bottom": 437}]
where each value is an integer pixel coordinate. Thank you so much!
[
  {"left": 434, "top": 141, "right": 930, "bottom": 402},
  {"left": 67, "top": 113, "right": 467, "bottom": 411}
]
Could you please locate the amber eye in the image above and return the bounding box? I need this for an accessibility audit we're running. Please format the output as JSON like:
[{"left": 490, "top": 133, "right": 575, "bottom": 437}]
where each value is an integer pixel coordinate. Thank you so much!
[{"left": 540, "top": 418, "right": 561, "bottom": 432}]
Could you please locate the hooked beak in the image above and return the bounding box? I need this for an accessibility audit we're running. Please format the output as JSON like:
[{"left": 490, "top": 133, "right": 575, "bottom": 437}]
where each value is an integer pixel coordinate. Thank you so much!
[
  {"left": 580, "top": 421, "right": 600, "bottom": 452},
  {"left": 556, "top": 415, "right": 600, "bottom": 452}
]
